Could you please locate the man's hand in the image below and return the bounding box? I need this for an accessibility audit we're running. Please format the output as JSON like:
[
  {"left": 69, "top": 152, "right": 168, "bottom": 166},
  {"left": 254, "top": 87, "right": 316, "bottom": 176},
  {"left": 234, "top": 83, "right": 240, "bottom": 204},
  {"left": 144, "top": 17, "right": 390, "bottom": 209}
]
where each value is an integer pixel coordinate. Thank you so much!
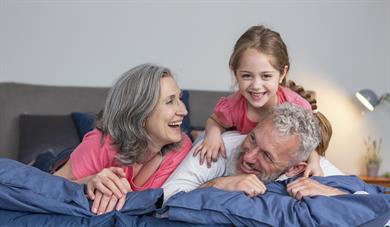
[
  {"left": 203, "top": 174, "right": 266, "bottom": 197},
  {"left": 287, "top": 177, "right": 347, "bottom": 200}
]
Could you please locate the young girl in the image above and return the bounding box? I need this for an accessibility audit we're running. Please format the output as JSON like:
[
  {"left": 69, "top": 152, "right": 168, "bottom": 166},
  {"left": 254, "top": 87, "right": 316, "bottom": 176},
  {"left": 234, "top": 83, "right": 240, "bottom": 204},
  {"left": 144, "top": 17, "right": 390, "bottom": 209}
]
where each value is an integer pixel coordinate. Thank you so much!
[{"left": 194, "top": 25, "right": 324, "bottom": 176}]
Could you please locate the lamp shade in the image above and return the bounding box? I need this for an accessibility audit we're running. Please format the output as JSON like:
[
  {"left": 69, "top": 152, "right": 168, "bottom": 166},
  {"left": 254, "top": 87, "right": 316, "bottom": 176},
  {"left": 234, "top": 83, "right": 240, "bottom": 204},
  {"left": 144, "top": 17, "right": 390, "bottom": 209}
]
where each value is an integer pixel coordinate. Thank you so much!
[{"left": 355, "top": 89, "right": 380, "bottom": 111}]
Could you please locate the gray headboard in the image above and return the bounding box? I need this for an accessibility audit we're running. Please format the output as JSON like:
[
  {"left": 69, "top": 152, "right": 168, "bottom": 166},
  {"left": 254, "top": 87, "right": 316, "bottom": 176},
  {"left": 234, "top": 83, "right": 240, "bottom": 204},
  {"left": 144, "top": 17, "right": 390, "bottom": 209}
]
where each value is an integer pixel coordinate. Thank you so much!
[{"left": 0, "top": 82, "right": 229, "bottom": 160}]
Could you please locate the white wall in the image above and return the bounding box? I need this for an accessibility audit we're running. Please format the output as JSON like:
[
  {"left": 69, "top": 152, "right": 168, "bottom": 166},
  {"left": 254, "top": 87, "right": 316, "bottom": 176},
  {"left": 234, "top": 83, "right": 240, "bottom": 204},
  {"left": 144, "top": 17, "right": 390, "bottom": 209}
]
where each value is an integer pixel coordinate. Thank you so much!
[{"left": 1, "top": 0, "right": 389, "bottom": 175}]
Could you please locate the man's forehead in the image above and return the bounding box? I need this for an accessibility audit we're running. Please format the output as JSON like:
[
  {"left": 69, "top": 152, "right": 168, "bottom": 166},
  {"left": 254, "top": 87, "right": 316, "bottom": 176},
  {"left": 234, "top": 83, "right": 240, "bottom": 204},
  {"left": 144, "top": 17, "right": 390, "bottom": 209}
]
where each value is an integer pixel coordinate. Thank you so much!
[{"left": 252, "top": 123, "right": 300, "bottom": 156}]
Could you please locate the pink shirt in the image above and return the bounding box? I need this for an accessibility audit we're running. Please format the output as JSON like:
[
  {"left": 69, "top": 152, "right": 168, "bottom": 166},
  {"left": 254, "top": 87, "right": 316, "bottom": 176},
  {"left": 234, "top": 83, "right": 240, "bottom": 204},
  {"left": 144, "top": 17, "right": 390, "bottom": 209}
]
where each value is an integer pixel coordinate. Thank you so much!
[
  {"left": 214, "top": 86, "right": 312, "bottom": 134},
  {"left": 70, "top": 129, "right": 192, "bottom": 191}
]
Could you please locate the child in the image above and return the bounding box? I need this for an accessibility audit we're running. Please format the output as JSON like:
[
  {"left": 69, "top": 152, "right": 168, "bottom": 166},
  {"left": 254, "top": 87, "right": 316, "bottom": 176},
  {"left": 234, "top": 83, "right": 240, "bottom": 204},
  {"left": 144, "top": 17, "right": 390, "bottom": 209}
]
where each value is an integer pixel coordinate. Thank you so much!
[{"left": 194, "top": 25, "right": 325, "bottom": 177}]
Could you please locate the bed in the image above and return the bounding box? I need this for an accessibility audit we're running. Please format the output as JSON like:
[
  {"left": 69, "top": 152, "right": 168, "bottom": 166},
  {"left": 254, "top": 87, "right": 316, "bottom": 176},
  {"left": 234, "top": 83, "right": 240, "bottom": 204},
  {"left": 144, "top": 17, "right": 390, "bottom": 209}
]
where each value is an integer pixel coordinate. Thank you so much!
[{"left": 1, "top": 83, "right": 389, "bottom": 226}]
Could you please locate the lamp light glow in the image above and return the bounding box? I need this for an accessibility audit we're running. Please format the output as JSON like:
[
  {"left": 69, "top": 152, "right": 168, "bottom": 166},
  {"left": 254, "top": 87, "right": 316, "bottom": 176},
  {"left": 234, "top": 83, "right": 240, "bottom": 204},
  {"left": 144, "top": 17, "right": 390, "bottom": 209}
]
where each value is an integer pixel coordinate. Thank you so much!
[
  {"left": 355, "top": 89, "right": 390, "bottom": 111},
  {"left": 355, "top": 92, "right": 375, "bottom": 111}
]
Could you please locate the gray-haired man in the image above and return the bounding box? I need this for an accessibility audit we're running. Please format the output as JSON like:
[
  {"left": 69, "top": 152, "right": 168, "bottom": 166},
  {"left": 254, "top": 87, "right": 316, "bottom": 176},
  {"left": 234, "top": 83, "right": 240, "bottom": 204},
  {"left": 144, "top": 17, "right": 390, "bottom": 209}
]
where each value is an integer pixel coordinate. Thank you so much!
[{"left": 163, "top": 103, "right": 346, "bottom": 202}]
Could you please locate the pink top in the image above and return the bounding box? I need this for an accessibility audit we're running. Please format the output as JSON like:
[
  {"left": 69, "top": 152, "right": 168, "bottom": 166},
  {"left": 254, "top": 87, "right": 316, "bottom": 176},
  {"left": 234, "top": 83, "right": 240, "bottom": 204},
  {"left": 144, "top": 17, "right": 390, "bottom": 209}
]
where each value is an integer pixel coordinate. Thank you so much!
[
  {"left": 214, "top": 86, "right": 312, "bottom": 134},
  {"left": 70, "top": 129, "right": 192, "bottom": 191}
]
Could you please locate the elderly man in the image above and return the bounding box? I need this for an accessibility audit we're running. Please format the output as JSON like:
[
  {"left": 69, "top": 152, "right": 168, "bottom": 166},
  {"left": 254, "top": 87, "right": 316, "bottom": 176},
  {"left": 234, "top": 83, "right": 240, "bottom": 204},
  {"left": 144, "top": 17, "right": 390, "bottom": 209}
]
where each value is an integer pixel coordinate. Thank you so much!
[{"left": 162, "top": 103, "right": 345, "bottom": 202}]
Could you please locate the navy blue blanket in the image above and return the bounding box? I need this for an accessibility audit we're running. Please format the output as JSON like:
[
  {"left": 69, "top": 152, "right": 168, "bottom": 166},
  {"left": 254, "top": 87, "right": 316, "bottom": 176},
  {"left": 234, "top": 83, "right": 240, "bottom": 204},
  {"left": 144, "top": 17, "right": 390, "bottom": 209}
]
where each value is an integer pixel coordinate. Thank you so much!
[
  {"left": 165, "top": 176, "right": 390, "bottom": 226},
  {"left": 0, "top": 158, "right": 223, "bottom": 227},
  {"left": 1, "top": 158, "right": 389, "bottom": 227}
]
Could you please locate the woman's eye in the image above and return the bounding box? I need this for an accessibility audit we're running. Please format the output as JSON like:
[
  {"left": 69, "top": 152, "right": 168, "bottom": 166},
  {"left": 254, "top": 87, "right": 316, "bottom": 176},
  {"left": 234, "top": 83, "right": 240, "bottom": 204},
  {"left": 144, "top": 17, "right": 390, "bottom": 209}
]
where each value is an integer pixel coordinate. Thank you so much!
[{"left": 166, "top": 99, "right": 174, "bottom": 104}]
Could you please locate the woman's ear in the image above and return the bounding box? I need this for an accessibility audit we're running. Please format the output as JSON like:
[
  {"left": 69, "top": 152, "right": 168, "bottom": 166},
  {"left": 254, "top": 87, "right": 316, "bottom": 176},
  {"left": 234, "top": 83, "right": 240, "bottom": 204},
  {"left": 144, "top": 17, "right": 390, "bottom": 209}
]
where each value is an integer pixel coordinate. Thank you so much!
[
  {"left": 279, "top": 65, "right": 288, "bottom": 84},
  {"left": 285, "top": 162, "right": 307, "bottom": 177}
]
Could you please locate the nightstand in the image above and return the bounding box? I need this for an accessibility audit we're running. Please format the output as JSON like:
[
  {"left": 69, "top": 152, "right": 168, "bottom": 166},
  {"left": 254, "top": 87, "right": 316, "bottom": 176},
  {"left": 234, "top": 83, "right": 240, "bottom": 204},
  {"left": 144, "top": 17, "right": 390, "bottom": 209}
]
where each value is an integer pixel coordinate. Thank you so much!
[{"left": 359, "top": 176, "right": 390, "bottom": 188}]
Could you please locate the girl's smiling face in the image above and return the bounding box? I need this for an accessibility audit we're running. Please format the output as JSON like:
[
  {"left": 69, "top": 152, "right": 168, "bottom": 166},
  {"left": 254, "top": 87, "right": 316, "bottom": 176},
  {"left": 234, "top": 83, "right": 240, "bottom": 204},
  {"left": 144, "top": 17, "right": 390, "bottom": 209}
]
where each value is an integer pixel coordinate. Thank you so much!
[{"left": 235, "top": 48, "right": 287, "bottom": 111}]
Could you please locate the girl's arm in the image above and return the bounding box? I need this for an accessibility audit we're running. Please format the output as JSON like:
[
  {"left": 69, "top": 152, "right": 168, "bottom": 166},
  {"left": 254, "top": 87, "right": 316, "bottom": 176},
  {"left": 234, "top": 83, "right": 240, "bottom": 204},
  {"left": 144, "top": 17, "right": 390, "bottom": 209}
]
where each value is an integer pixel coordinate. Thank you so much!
[{"left": 193, "top": 113, "right": 229, "bottom": 168}]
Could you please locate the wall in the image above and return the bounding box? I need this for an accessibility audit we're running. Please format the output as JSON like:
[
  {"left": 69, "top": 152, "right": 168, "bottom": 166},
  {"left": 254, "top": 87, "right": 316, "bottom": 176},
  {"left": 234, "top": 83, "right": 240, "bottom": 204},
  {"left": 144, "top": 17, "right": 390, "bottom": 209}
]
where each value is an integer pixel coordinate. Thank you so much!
[{"left": 1, "top": 0, "right": 389, "bottom": 175}]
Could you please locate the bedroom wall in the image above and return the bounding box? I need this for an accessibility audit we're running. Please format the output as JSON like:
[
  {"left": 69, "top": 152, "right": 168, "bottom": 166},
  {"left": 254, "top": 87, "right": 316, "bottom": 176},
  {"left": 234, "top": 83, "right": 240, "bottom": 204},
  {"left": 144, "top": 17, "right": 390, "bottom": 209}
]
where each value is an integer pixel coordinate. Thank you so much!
[{"left": 1, "top": 0, "right": 389, "bottom": 176}]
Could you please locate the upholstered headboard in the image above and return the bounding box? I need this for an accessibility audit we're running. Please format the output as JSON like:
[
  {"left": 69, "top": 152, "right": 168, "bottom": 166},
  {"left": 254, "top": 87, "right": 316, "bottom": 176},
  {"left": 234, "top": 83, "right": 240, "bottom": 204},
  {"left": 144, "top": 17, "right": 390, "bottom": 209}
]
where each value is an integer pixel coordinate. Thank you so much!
[{"left": 0, "top": 82, "right": 230, "bottom": 161}]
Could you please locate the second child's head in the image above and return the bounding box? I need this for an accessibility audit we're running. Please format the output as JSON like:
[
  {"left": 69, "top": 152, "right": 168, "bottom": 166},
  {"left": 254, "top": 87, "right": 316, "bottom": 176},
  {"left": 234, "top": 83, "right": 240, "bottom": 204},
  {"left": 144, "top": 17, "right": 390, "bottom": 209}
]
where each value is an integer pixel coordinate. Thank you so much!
[{"left": 229, "top": 25, "right": 290, "bottom": 109}]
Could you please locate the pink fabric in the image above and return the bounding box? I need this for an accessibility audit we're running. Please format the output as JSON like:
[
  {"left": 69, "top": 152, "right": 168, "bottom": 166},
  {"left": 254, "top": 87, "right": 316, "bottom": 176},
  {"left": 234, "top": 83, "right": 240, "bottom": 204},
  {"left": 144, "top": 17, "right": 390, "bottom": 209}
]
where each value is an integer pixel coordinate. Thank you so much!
[
  {"left": 70, "top": 129, "right": 192, "bottom": 191},
  {"left": 214, "top": 86, "right": 312, "bottom": 134}
]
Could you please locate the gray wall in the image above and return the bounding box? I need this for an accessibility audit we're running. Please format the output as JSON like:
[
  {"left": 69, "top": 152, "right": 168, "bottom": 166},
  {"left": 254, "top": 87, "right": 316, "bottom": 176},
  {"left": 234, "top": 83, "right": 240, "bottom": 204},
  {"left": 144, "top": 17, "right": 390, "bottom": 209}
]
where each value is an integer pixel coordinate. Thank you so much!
[{"left": 0, "top": 0, "right": 389, "bottom": 175}]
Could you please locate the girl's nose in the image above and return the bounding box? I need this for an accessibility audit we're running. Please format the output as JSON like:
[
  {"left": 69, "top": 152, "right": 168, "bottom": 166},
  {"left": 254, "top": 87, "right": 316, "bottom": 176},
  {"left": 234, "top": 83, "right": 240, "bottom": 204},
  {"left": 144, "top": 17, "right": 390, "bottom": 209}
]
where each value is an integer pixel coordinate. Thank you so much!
[{"left": 251, "top": 77, "right": 263, "bottom": 89}]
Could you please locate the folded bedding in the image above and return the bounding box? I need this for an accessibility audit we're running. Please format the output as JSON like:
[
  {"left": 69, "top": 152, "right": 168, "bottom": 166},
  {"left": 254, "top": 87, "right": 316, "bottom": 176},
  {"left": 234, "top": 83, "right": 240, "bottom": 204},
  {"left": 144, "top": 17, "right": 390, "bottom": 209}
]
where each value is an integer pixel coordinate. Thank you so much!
[
  {"left": 1, "top": 158, "right": 389, "bottom": 227},
  {"left": 165, "top": 176, "right": 390, "bottom": 227},
  {"left": 0, "top": 158, "right": 225, "bottom": 226}
]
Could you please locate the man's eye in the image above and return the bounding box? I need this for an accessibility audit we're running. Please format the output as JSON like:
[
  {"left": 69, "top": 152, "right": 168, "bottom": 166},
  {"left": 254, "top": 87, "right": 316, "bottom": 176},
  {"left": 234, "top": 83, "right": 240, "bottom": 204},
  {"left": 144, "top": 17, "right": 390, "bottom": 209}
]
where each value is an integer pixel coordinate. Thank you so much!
[
  {"left": 250, "top": 134, "right": 256, "bottom": 144},
  {"left": 263, "top": 152, "right": 273, "bottom": 162}
]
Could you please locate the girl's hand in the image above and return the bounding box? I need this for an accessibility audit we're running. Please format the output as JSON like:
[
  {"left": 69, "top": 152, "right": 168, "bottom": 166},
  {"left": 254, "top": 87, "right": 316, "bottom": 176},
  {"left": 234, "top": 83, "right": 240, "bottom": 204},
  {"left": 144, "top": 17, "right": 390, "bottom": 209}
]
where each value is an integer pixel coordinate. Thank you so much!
[
  {"left": 91, "top": 178, "right": 131, "bottom": 215},
  {"left": 193, "top": 129, "right": 226, "bottom": 168},
  {"left": 86, "top": 167, "right": 128, "bottom": 201},
  {"left": 304, "top": 152, "right": 324, "bottom": 177},
  {"left": 287, "top": 177, "right": 347, "bottom": 200}
]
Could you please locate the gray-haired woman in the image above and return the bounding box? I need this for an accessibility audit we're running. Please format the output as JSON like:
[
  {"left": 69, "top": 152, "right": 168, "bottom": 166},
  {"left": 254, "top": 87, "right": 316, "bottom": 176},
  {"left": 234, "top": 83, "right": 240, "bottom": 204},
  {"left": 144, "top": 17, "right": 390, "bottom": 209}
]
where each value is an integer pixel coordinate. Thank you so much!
[{"left": 54, "top": 63, "right": 192, "bottom": 215}]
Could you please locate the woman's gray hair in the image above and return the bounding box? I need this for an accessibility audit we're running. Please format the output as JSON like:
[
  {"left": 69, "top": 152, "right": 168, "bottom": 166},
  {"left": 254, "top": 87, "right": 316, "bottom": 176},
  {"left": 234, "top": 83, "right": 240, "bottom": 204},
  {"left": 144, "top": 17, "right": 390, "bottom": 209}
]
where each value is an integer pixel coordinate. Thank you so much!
[
  {"left": 101, "top": 63, "right": 178, "bottom": 165},
  {"left": 269, "top": 103, "right": 320, "bottom": 163}
]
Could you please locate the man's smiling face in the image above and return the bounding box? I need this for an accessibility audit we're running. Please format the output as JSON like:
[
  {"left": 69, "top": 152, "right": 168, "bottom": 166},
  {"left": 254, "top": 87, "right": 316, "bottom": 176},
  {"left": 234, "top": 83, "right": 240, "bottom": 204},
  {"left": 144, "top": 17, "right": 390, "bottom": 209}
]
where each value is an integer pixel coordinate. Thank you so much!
[{"left": 236, "top": 119, "right": 300, "bottom": 183}]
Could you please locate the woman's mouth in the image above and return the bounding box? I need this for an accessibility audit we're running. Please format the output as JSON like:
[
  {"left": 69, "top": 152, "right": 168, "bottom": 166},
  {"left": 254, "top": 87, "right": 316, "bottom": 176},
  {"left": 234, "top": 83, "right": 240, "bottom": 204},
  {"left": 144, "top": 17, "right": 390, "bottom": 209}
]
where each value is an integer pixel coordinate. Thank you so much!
[{"left": 168, "top": 120, "right": 182, "bottom": 128}]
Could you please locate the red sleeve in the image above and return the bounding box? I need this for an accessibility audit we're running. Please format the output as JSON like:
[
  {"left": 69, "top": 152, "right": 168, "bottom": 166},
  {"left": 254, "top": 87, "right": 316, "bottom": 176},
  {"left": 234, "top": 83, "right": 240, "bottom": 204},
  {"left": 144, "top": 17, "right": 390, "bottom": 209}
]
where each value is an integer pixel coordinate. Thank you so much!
[
  {"left": 278, "top": 86, "right": 312, "bottom": 111},
  {"left": 70, "top": 129, "right": 117, "bottom": 179},
  {"left": 214, "top": 95, "right": 236, "bottom": 128}
]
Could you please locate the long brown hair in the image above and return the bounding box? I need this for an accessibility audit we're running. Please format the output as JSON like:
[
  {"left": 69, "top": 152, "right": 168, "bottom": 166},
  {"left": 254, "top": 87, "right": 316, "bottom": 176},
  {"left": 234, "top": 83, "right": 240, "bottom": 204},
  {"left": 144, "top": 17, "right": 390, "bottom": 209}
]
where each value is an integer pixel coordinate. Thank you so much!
[{"left": 287, "top": 80, "right": 332, "bottom": 156}]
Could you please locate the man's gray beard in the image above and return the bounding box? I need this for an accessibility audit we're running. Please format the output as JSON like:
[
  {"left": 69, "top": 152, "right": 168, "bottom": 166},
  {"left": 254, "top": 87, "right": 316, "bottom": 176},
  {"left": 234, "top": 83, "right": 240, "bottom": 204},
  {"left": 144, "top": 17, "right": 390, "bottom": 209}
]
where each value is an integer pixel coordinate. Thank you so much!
[{"left": 226, "top": 149, "right": 285, "bottom": 184}]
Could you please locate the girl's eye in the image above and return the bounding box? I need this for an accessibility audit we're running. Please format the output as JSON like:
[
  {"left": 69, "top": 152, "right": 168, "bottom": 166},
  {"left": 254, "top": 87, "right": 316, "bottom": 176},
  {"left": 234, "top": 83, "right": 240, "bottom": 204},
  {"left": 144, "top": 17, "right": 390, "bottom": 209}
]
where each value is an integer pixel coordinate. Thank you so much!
[
  {"left": 241, "top": 74, "right": 252, "bottom": 80},
  {"left": 262, "top": 74, "right": 272, "bottom": 79}
]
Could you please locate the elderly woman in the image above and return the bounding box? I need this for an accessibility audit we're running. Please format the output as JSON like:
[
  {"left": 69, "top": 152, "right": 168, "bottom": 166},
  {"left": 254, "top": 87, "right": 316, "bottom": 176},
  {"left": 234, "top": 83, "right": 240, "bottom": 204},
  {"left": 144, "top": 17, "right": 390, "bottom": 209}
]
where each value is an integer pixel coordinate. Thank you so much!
[{"left": 54, "top": 63, "right": 191, "bottom": 215}]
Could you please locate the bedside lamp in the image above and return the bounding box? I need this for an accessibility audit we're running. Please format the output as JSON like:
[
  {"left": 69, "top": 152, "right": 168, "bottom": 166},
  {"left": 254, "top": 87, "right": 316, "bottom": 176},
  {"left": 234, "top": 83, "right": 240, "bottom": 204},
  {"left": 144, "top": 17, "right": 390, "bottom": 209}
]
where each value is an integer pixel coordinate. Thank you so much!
[{"left": 355, "top": 89, "right": 390, "bottom": 111}]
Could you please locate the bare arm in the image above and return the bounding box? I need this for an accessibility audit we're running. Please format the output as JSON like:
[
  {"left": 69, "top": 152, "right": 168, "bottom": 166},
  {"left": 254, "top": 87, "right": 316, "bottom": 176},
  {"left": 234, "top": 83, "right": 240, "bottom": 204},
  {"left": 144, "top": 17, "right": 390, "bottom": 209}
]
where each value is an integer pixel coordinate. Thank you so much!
[{"left": 193, "top": 114, "right": 230, "bottom": 167}]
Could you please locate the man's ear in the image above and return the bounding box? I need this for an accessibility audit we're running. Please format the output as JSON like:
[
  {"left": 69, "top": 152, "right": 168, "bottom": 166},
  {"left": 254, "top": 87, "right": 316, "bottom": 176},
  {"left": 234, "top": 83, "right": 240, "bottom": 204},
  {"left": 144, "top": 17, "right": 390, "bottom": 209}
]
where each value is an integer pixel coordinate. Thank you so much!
[{"left": 285, "top": 162, "right": 307, "bottom": 177}]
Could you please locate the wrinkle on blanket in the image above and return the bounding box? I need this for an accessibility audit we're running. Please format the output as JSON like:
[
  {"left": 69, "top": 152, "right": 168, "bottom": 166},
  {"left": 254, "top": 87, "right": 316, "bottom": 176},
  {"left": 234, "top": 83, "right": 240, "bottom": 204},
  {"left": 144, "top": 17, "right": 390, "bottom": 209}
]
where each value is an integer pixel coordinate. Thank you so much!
[
  {"left": 165, "top": 175, "right": 390, "bottom": 227},
  {"left": 0, "top": 158, "right": 163, "bottom": 217}
]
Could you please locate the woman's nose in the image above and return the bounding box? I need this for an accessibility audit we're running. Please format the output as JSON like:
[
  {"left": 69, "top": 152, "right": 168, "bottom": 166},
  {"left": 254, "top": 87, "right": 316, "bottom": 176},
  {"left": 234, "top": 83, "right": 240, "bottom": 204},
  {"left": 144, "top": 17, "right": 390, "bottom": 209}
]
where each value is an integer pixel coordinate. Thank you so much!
[{"left": 177, "top": 100, "right": 188, "bottom": 116}]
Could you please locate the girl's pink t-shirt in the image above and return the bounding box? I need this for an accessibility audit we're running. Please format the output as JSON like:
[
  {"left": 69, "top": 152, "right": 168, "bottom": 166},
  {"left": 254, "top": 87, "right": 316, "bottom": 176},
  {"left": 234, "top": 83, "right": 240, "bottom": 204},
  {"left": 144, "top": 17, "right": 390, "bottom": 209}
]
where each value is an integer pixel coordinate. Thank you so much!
[
  {"left": 214, "top": 86, "right": 312, "bottom": 134},
  {"left": 70, "top": 129, "right": 192, "bottom": 191}
]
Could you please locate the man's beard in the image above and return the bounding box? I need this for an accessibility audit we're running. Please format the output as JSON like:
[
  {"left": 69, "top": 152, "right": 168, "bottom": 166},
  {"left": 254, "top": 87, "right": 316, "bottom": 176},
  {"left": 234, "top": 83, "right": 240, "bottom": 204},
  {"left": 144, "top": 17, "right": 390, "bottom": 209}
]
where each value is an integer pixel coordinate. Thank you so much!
[{"left": 226, "top": 149, "right": 285, "bottom": 184}]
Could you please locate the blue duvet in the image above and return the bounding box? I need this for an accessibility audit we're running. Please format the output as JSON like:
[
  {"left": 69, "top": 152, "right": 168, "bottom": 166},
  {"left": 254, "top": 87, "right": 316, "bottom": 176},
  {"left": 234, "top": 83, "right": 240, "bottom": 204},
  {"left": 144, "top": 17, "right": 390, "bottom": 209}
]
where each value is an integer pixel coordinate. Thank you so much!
[
  {"left": 1, "top": 158, "right": 389, "bottom": 227},
  {"left": 165, "top": 176, "right": 390, "bottom": 226}
]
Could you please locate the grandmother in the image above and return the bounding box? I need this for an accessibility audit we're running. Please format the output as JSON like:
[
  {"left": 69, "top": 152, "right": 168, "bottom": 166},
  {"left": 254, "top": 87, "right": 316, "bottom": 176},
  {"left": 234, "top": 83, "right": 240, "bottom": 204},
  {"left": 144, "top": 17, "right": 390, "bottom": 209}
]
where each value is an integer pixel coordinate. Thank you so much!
[{"left": 54, "top": 63, "right": 191, "bottom": 215}]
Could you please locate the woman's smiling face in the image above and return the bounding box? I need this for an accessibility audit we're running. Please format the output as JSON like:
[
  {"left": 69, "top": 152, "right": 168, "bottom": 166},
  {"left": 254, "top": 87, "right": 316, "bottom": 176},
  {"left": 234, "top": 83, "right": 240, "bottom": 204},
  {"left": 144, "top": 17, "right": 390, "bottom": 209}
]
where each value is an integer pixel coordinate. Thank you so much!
[{"left": 145, "top": 76, "right": 188, "bottom": 151}]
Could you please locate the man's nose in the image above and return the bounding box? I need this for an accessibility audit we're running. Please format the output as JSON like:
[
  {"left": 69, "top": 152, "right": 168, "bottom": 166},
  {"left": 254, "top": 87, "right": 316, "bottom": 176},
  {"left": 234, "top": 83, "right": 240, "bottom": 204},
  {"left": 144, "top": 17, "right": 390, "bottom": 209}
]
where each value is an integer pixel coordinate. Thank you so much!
[{"left": 243, "top": 148, "right": 258, "bottom": 163}]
